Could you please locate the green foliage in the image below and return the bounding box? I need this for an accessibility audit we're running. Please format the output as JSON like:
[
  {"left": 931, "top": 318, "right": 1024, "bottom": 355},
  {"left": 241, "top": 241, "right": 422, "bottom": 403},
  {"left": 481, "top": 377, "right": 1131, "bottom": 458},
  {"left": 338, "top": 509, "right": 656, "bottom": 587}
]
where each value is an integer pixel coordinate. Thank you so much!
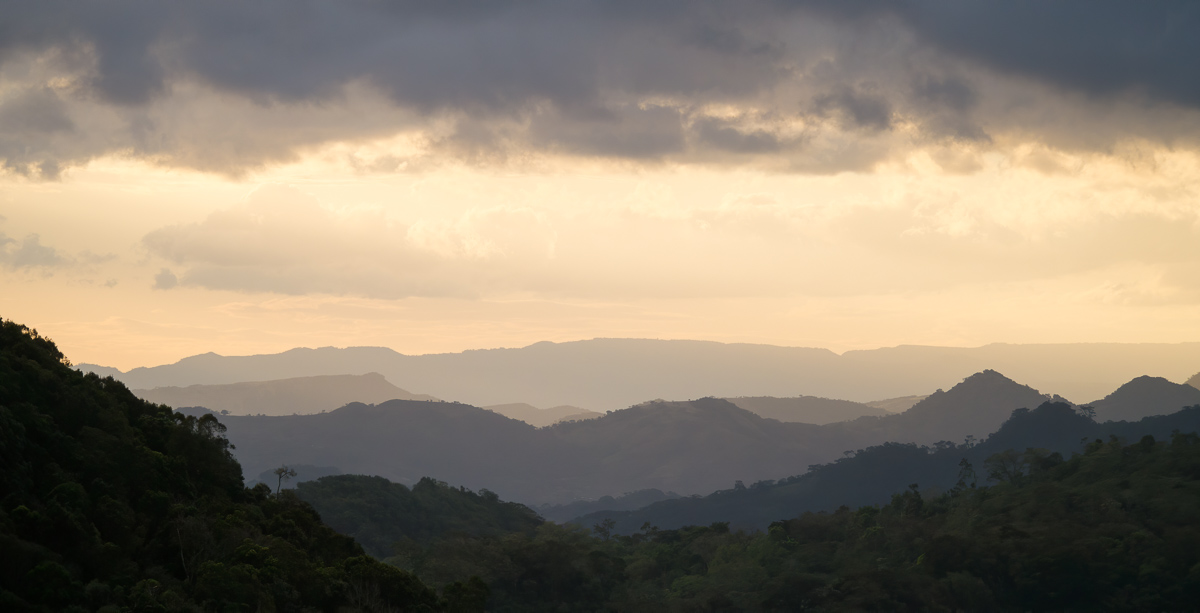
[{"left": 0, "top": 319, "right": 449, "bottom": 612}]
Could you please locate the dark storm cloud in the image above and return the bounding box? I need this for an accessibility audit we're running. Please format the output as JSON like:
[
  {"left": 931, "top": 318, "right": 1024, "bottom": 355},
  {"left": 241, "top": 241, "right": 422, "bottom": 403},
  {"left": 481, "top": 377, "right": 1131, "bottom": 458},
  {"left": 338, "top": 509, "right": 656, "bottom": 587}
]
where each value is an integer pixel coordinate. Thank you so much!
[
  {"left": 0, "top": 1, "right": 1197, "bottom": 174},
  {"left": 897, "top": 1, "right": 1200, "bottom": 108}
]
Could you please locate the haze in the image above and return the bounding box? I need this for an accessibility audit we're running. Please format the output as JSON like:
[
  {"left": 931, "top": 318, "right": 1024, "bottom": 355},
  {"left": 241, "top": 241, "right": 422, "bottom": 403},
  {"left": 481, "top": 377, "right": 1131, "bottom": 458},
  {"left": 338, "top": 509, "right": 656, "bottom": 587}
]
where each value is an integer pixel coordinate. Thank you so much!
[{"left": 2, "top": 2, "right": 1200, "bottom": 371}]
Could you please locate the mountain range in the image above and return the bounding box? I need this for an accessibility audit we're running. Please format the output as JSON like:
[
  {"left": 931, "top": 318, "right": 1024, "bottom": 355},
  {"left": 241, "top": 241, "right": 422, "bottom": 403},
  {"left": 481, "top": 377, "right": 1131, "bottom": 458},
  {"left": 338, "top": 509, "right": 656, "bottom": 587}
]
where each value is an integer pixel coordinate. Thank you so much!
[
  {"left": 82, "top": 339, "right": 1200, "bottom": 411},
  {"left": 193, "top": 369, "right": 1198, "bottom": 506},
  {"left": 134, "top": 372, "right": 437, "bottom": 416},
  {"left": 570, "top": 402, "right": 1200, "bottom": 534}
]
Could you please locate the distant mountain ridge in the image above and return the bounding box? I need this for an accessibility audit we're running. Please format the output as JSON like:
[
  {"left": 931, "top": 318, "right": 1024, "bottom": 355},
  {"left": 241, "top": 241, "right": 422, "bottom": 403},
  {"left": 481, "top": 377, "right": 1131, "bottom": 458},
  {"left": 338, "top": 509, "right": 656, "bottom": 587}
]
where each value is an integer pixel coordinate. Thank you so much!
[
  {"left": 81, "top": 339, "right": 1200, "bottom": 410},
  {"left": 133, "top": 372, "right": 438, "bottom": 416},
  {"left": 483, "top": 403, "right": 602, "bottom": 427}
]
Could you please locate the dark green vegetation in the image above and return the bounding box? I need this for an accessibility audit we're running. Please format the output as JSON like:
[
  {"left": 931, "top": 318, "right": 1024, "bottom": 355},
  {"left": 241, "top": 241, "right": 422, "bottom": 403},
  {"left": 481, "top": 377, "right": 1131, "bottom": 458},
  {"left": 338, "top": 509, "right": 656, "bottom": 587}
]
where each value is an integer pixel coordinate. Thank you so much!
[
  {"left": 0, "top": 320, "right": 478, "bottom": 612},
  {"left": 298, "top": 431, "right": 1200, "bottom": 612},
  {"left": 294, "top": 475, "right": 542, "bottom": 557}
]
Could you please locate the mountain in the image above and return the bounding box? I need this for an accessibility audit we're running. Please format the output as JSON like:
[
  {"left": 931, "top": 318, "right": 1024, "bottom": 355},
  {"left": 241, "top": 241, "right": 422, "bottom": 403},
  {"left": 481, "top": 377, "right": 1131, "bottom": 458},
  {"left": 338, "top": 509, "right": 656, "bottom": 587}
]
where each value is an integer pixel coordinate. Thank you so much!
[
  {"left": 547, "top": 398, "right": 839, "bottom": 498},
  {"left": 1187, "top": 370, "right": 1200, "bottom": 390},
  {"left": 824, "top": 369, "right": 1060, "bottom": 447},
  {"left": 133, "top": 372, "right": 438, "bottom": 416},
  {"left": 1085, "top": 375, "right": 1200, "bottom": 421},
  {"left": 212, "top": 397, "right": 839, "bottom": 505},
  {"left": 0, "top": 319, "right": 442, "bottom": 612},
  {"left": 214, "top": 400, "right": 577, "bottom": 504},
  {"left": 864, "top": 394, "right": 927, "bottom": 412},
  {"left": 571, "top": 402, "right": 1200, "bottom": 534},
  {"left": 725, "top": 395, "right": 888, "bottom": 424},
  {"left": 80, "top": 339, "right": 1200, "bottom": 410},
  {"left": 197, "top": 371, "right": 1064, "bottom": 505},
  {"left": 483, "top": 402, "right": 602, "bottom": 427}
]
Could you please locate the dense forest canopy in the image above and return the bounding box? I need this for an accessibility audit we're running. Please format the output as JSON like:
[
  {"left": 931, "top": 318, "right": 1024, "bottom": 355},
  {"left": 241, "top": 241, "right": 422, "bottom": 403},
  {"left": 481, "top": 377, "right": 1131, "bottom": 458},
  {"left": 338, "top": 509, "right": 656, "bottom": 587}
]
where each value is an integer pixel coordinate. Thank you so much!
[{"left": 0, "top": 320, "right": 477, "bottom": 612}]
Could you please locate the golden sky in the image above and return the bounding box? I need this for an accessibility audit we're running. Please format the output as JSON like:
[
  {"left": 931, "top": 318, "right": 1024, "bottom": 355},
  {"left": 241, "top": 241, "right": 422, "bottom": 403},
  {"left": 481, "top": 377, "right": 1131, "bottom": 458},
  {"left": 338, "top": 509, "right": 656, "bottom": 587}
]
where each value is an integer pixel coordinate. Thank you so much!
[{"left": 3, "top": 2, "right": 1200, "bottom": 369}]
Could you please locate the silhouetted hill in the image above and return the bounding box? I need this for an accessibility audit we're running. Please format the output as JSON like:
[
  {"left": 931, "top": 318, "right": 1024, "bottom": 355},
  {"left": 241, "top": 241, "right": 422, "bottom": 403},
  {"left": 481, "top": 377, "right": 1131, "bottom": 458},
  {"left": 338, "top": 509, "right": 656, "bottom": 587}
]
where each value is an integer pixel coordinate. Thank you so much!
[
  {"left": 864, "top": 394, "right": 927, "bottom": 412},
  {"left": 725, "top": 395, "right": 888, "bottom": 424},
  {"left": 547, "top": 398, "right": 840, "bottom": 498},
  {"left": 134, "top": 372, "right": 438, "bottom": 416},
  {"left": 1086, "top": 375, "right": 1200, "bottom": 421},
  {"left": 216, "top": 399, "right": 581, "bottom": 504},
  {"left": 573, "top": 402, "right": 1200, "bottom": 534},
  {"left": 824, "top": 369, "right": 1059, "bottom": 447},
  {"left": 80, "top": 340, "right": 1200, "bottom": 410},
  {"left": 483, "top": 402, "right": 601, "bottom": 427},
  {"left": 1189, "top": 371, "right": 1200, "bottom": 390}
]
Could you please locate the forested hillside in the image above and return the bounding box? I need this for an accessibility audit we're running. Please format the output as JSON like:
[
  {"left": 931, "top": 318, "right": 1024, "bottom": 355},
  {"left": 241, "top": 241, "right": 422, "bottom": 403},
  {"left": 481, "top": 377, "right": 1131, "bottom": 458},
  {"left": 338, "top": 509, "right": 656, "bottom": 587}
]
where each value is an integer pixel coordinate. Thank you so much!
[
  {"left": 295, "top": 431, "right": 1200, "bottom": 611},
  {"left": 0, "top": 320, "right": 476, "bottom": 612}
]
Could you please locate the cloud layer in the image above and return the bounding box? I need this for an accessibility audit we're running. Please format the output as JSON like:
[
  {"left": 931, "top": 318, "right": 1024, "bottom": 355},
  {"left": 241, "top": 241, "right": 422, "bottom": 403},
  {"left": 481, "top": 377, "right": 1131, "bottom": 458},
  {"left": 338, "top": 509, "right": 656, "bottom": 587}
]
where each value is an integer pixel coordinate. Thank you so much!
[{"left": 2, "top": 1, "right": 1199, "bottom": 176}]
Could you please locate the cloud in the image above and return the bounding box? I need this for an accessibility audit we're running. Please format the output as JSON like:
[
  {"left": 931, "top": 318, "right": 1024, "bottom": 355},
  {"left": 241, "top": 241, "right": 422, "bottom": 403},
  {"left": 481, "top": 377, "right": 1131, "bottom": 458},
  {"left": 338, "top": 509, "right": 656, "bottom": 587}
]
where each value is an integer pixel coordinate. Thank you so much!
[
  {"left": 0, "top": 233, "right": 68, "bottom": 270},
  {"left": 141, "top": 185, "right": 559, "bottom": 298},
  {"left": 152, "top": 268, "right": 177, "bottom": 290},
  {"left": 1, "top": 2, "right": 1198, "bottom": 176}
]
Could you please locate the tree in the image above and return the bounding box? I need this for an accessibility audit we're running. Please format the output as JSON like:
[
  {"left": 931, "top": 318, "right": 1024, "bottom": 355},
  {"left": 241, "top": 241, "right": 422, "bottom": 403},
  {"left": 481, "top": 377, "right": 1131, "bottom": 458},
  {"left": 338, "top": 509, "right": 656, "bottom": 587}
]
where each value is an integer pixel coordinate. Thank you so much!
[{"left": 274, "top": 465, "right": 297, "bottom": 494}]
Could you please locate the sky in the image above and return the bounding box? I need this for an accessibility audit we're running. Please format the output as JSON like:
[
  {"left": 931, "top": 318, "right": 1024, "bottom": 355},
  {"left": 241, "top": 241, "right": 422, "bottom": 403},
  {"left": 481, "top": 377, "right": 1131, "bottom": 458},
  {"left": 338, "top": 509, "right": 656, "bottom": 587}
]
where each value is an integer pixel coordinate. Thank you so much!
[{"left": 2, "top": 1, "right": 1200, "bottom": 370}]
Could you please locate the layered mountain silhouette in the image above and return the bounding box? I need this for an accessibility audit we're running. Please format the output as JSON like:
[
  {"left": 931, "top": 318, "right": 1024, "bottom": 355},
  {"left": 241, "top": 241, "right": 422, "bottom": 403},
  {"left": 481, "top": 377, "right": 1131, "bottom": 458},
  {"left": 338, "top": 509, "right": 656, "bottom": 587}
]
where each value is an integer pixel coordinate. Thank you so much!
[
  {"left": 81, "top": 339, "right": 1200, "bottom": 410},
  {"left": 724, "top": 395, "right": 889, "bottom": 424},
  {"left": 483, "top": 403, "right": 601, "bottom": 427},
  {"left": 1188, "top": 371, "right": 1200, "bottom": 390},
  {"left": 1084, "top": 375, "right": 1200, "bottom": 422},
  {"left": 209, "top": 370, "right": 1075, "bottom": 505},
  {"left": 133, "top": 372, "right": 437, "bottom": 416},
  {"left": 821, "top": 370, "right": 1063, "bottom": 447},
  {"left": 571, "top": 402, "right": 1200, "bottom": 534},
  {"left": 864, "top": 395, "right": 927, "bottom": 412}
]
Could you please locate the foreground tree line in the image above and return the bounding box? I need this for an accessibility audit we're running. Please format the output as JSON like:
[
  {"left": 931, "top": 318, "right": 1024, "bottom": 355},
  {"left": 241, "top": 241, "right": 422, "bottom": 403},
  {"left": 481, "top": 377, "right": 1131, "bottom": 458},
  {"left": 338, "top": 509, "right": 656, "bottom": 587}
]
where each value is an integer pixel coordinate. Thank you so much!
[{"left": 4, "top": 317, "right": 1200, "bottom": 611}]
